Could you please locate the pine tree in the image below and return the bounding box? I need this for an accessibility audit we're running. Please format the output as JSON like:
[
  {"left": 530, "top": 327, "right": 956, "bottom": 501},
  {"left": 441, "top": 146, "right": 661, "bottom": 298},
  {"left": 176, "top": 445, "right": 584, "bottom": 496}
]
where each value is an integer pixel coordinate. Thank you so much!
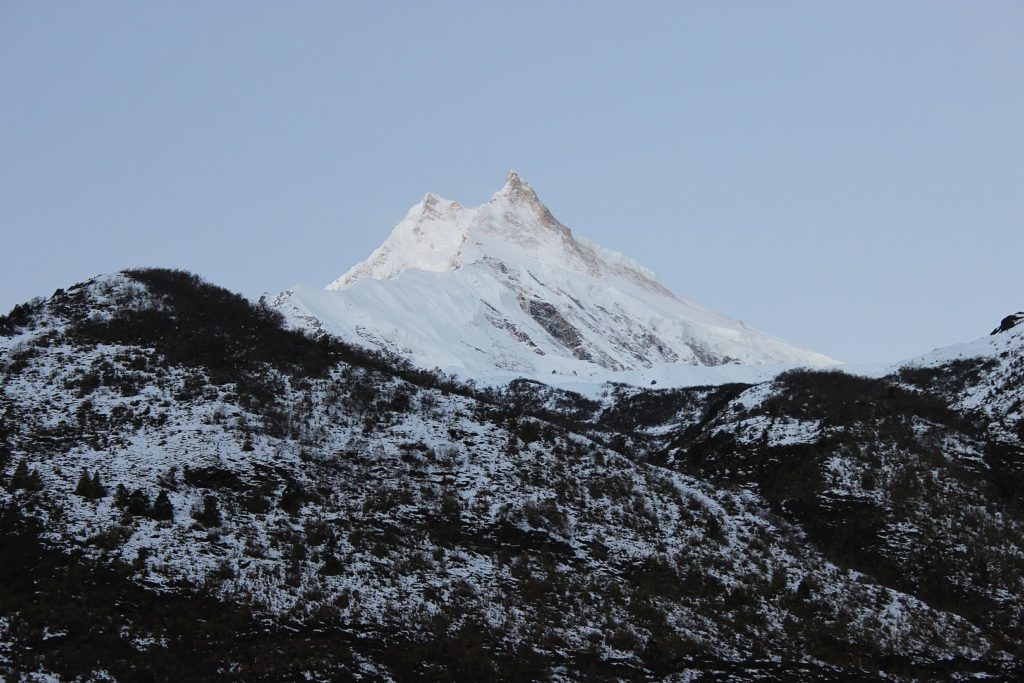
[
  {"left": 6, "top": 460, "right": 27, "bottom": 492},
  {"left": 150, "top": 489, "right": 174, "bottom": 521},
  {"left": 90, "top": 470, "right": 105, "bottom": 497},
  {"left": 74, "top": 468, "right": 92, "bottom": 497},
  {"left": 126, "top": 488, "right": 151, "bottom": 516},
  {"left": 113, "top": 483, "right": 130, "bottom": 509},
  {"left": 194, "top": 495, "right": 221, "bottom": 528}
]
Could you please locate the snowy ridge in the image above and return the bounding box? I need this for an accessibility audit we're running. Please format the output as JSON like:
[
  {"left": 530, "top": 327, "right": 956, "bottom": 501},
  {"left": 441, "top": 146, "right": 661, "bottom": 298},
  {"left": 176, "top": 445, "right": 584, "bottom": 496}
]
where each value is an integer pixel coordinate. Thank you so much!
[
  {"left": 899, "top": 313, "right": 1024, "bottom": 370},
  {"left": 277, "top": 172, "right": 836, "bottom": 379},
  {"left": 889, "top": 312, "right": 1024, "bottom": 439},
  {"left": 573, "top": 233, "right": 659, "bottom": 282}
]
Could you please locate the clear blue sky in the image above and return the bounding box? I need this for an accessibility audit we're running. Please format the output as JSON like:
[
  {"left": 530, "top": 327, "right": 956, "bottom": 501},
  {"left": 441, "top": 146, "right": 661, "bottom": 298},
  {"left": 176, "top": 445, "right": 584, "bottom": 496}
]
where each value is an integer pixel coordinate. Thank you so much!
[{"left": 2, "top": 2, "right": 1021, "bottom": 363}]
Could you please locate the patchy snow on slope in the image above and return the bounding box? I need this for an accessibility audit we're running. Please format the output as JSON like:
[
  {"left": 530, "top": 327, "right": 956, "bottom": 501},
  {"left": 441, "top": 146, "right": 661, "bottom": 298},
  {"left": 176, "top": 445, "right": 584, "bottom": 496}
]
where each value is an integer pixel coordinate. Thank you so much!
[
  {"left": 3, "top": 269, "right": 1019, "bottom": 678},
  {"left": 878, "top": 316, "right": 1024, "bottom": 438}
]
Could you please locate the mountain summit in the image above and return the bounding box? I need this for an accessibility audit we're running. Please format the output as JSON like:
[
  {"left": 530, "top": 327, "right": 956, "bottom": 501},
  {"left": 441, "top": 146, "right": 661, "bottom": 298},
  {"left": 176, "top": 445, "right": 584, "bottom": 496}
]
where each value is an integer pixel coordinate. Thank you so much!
[
  {"left": 273, "top": 173, "right": 835, "bottom": 378},
  {"left": 328, "top": 170, "right": 665, "bottom": 295}
]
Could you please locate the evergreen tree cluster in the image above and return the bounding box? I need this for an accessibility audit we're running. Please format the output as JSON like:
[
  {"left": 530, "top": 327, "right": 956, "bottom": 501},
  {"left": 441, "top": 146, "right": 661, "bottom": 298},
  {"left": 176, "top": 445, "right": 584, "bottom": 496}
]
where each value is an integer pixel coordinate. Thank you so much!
[
  {"left": 74, "top": 469, "right": 106, "bottom": 500},
  {"left": 112, "top": 484, "right": 173, "bottom": 521},
  {"left": 6, "top": 459, "right": 43, "bottom": 492}
]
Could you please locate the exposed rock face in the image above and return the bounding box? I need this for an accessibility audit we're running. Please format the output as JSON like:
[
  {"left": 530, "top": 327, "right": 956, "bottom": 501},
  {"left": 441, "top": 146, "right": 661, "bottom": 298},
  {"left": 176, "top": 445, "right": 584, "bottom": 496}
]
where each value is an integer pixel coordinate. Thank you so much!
[
  {"left": 525, "top": 299, "right": 591, "bottom": 362},
  {"left": 992, "top": 312, "right": 1024, "bottom": 335}
]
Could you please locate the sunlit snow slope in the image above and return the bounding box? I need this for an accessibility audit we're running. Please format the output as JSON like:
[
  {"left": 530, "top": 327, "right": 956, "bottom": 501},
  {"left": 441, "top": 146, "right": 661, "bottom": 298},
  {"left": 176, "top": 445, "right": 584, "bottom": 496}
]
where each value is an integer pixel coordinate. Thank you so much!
[{"left": 272, "top": 172, "right": 836, "bottom": 378}]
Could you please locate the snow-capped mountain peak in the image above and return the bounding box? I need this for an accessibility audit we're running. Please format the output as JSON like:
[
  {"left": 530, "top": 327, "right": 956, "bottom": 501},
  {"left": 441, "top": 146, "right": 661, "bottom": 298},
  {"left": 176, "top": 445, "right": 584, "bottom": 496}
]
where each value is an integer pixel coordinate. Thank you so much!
[
  {"left": 488, "top": 169, "right": 570, "bottom": 237},
  {"left": 328, "top": 191, "right": 470, "bottom": 288},
  {"left": 279, "top": 173, "right": 837, "bottom": 380},
  {"left": 331, "top": 171, "right": 661, "bottom": 294}
]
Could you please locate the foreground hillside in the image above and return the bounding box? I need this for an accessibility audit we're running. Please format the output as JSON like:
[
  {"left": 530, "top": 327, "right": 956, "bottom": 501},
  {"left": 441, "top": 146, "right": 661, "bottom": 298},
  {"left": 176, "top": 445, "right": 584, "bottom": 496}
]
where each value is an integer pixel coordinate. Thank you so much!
[{"left": 1, "top": 270, "right": 1022, "bottom": 681}]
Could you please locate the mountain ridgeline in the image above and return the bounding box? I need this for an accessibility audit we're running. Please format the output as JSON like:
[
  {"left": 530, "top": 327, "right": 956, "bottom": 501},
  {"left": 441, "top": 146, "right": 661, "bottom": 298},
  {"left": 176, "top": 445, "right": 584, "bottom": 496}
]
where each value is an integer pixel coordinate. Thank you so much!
[{"left": 1, "top": 268, "right": 1023, "bottom": 681}]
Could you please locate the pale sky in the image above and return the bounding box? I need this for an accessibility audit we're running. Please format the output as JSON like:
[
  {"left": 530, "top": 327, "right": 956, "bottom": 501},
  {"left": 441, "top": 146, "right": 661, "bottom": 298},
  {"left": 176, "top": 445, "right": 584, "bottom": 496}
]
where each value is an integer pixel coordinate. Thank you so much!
[{"left": 2, "top": 2, "right": 1022, "bottom": 363}]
